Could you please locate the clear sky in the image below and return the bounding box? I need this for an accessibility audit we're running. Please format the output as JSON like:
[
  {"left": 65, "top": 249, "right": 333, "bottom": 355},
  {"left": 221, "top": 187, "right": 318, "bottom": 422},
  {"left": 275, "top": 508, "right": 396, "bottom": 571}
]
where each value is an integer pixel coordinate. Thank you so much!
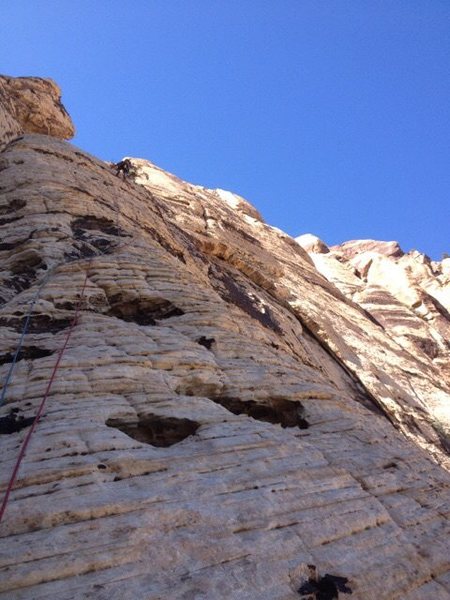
[{"left": 2, "top": 1, "right": 449, "bottom": 259}]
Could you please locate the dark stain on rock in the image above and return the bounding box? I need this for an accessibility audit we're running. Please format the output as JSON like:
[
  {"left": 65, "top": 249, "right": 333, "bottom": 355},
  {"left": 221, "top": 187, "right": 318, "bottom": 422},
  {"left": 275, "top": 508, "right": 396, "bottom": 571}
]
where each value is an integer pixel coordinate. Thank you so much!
[
  {"left": 0, "top": 314, "right": 72, "bottom": 334},
  {"left": 409, "top": 335, "right": 439, "bottom": 359},
  {"left": 210, "top": 396, "right": 309, "bottom": 429},
  {"left": 71, "top": 215, "right": 128, "bottom": 239},
  {"left": 64, "top": 241, "right": 97, "bottom": 261},
  {"left": 89, "top": 237, "right": 117, "bottom": 253},
  {"left": 0, "top": 229, "right": 37, "bottom": 253},
  {"left": 143, "top": 223, "right": 186, "bottom": 264},
  {"left": 209, "top": 265, "right": 283, "bottom": 334},
  {"left": 69, "top": 215, "right": 130, "bottom": 258},
  {"left": 106, "top": 414, "right": 200, "bottom": 447},
  {"left": 0, "top": 197, "right": 26, "bottom": 216},
  {"left": 3, "top": 246, "right": 46, "bottom": 295},
  {"left": 4, "top": 268, "right": 35, "bottom": 294},
  {"left": 108, "top": 296, "right": 184, "bottom": 326},
  {"left": 65, "top": 238, "right": 117, "bottom": 260},
  {"left": 6, "top": 265, "right": 40, "bottom": 294},
  {"left": 0, "top": 345, "right": 53, "bottom": 366}
]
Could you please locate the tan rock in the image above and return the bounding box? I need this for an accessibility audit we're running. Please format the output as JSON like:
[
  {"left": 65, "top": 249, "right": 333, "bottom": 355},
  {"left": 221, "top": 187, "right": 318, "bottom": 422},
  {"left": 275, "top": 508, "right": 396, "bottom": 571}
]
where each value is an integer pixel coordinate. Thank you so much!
[
  {"left": 0, "top": 75, "right": 74, "bottom": 149},
  {"left": 295, "top": 233, "right": 330, "bottom": 254},
  {"left": 331, "top": 239, "right": 404, "bottom": 258},
  {"left": 0, "top": 77, "right": 449, "bottom": 599}
]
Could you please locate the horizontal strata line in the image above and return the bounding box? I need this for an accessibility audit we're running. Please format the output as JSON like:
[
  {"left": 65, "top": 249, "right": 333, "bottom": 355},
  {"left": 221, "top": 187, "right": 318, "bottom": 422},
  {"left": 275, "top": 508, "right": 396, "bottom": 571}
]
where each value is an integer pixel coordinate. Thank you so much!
[
  {"left": 0, "top": 499, "right": 173, "bottom": 541},
  {"left": 0, "top": 486, "right": 372, "bottom": 542},
  {"left": 0, "top": 535, "right": 141, "bottom": 569},
  {"left": 0, "top": 544, "right": 138, "bottom": 592}
]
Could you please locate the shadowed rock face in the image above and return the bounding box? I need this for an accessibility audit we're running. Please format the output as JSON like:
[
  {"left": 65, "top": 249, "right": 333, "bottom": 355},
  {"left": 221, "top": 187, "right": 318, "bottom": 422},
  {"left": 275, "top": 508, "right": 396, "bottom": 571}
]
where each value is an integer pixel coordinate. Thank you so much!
[{"left": 0, "top": 76, "right": 449, "bottom": 600}]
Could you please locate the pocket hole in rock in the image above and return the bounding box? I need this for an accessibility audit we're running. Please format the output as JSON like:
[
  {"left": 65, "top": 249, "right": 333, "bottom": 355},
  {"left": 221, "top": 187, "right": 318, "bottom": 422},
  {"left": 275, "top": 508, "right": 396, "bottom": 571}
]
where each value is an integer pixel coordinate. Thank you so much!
[
  {"left": 106, "top": 414, "right": 200, "bottom": 447},
  {"left": 210, "top": 396, "right": 309, "bottom": 429},
  {"left": 0, "top": 412, "right": 36, "bottom": 434},
  {"left": 108, "top": 298, "right": 184, "bottom": 326}
]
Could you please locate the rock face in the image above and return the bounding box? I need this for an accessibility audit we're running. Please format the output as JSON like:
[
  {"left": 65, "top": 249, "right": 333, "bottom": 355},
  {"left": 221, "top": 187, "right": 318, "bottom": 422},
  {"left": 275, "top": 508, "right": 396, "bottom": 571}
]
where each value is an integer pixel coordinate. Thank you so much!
[
  {"left": 297, "top": 236, "right": 450, "bottom": 407},
  {"left": 0, "top": 77, "right": 449, "bottom": 600},
  {"left": 0, "top": 75, "right": 74, "bottom": 149}
]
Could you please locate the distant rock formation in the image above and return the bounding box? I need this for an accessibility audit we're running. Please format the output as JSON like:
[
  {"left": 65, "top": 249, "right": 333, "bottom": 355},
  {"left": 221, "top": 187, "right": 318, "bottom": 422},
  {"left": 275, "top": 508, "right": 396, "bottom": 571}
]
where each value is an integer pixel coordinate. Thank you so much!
[
  {"left": 0, "top": 76, "right": 449, "bottom": 599},
  {"left": 297, "top": 236, "right": 450, "bottom": 409}
]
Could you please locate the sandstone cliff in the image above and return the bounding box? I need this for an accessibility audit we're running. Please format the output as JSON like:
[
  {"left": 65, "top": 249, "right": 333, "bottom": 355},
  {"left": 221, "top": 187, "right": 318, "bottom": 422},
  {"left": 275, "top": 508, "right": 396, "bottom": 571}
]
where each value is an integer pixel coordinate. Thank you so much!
[{"left": 0, "top": 76, "right": 449, "bottom": 599}]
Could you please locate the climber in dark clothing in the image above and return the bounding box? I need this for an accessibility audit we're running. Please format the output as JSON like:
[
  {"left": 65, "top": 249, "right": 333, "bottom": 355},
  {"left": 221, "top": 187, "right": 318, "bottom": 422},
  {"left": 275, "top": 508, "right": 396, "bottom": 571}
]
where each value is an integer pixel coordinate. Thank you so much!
[{"left": 113, "top": 158, "right": 134, "bottom": 180}]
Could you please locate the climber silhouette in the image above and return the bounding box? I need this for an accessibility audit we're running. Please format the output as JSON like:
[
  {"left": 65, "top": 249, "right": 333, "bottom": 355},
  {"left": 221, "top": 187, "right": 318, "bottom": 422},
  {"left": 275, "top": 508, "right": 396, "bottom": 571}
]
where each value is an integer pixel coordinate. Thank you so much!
[{"left": 113, "top": 159, "right": 134, "bottom": 180}]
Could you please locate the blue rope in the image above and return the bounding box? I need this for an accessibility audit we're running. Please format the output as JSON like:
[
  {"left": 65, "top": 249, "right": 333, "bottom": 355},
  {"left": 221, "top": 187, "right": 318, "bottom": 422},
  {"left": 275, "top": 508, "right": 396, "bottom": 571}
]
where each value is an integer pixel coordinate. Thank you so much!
[
  {"left": 0, "top": 269, "right": 53, "bottom": 408},
  {"left": 0, "top": 191, "right": 122, "bottom": 410}
]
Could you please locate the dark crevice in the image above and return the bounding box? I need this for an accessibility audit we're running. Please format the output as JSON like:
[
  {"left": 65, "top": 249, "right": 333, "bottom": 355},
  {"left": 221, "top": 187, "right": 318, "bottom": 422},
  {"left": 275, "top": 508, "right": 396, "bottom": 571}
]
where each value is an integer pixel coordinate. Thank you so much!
[
  {"left": 71, "top": 215, "right": 128, "bottom": 239},
  {"left": 0, "top": 346, "right": 54, "bottom": 366},
  {"left": 69, "top": 215, "right": 129, "bottom": 258},
  {"left": 108, "top": 297, "right": 184, "bottom": 326},
  {"left": 433, "top": 424, "right": 450, "bottom": 455},
  {"left": 409, "top": 336, "right": 439, "bottom": 359},
  {"left": 0, "top": 241, "right": 17, "bottom": 251},
  {"left": 382, "top": 461, "right": 398, "bottom": 470},
  {"left": 0, "top": 314, "right": 71, "bottom": 334},
  {"left": 106, "top": 414, "right": 200, "bottom": 447},
  {"left": 290, "top": 312, "right": 389, "bottom": 420},
  {"left": 221, "top": 221, "right": 263, "bottom": 246},
  {"left": 210, "top": 396, "right": 309, "bottom": 429},
  {"left": 0, "top": 215, "right": 24, "bottom": 226},
  {"left": 32, "top": 147, "right": 75, "bottom": 163},
  {"left": 197, "top": 336, "right": 215, "bottom": 349},
  {"left": 0, "top": 228, "right": 37, "bottom": 253}
]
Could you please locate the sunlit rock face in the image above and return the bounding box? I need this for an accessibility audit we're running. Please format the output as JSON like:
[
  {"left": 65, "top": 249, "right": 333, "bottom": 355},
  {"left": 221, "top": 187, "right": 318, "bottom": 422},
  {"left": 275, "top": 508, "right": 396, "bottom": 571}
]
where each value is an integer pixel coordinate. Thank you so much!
[
  {"left": 295, "top": 233, "right": 330, "bottom": 254},
  {"left": 0, "top": 75, "right": 74, "bottom": 149},
  {"left": 0, "top": 76, "right": 449, "bottom": 600},
  {"left": 301, "top": 238, "right": 450, "bottom": 424}
]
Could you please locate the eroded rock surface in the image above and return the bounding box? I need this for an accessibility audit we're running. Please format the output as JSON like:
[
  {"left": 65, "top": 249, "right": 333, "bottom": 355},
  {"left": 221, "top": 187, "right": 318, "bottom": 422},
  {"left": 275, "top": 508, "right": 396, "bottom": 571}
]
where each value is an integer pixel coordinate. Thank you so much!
[
  {"left": 0, "top": 77, "right": 449, "bottom": 599},
  {"left": 0, "top": 75, "right": 74, "bottom": 149}
]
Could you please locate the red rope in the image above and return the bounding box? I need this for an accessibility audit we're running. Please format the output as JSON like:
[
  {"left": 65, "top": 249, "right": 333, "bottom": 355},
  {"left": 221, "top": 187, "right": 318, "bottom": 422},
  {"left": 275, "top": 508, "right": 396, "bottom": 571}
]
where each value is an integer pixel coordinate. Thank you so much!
[{"left": 0, "top": 266, "right": 91, "bottom": 524}]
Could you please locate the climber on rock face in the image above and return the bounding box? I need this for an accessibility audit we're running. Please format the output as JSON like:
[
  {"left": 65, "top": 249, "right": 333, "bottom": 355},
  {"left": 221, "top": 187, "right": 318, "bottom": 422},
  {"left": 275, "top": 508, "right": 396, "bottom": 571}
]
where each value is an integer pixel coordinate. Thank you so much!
[{"left": 113, "top": 158, "right": 134, "bottom": 180}]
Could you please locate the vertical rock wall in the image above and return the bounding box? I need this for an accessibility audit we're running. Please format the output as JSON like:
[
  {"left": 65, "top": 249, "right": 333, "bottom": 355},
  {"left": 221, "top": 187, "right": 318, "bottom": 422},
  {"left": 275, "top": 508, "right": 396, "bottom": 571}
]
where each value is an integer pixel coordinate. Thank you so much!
[{"left": 0, "top": 77, "right": 449, "bottom": 599}]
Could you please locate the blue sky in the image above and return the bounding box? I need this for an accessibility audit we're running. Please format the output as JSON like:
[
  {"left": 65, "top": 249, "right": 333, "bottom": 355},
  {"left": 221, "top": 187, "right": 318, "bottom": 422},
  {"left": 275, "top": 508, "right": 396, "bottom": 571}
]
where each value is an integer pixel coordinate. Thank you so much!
[{"left": 2, "top": 1, "right": 449, "bottom": 259}]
